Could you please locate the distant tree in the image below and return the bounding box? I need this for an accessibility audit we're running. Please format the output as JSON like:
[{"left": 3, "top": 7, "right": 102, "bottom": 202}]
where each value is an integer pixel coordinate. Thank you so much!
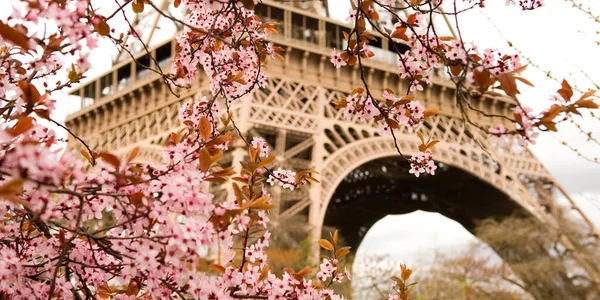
[
  {"left": 352, "top": 212, "right": 600, "bottom": 300},
  {"left": 411, "top": 245, "right": 533, "bottom": 300},
  {"left": 476, "top": 215, "right": 600, "bottom": 300}
]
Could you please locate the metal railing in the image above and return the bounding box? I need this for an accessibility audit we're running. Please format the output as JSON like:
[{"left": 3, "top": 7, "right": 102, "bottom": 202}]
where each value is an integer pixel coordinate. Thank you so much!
[{"left": 65, "top": 1, "right": 406, "bottom": 117}]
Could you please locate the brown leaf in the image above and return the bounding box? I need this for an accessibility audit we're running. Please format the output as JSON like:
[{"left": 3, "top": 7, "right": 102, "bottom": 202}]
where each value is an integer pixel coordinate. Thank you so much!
[
  {"left": 94, "top": 18, "right": 110, "bottom": 37},
  {"left": 557, "top": 79, "right": 573, "bottom": 102},
  {"left": 96, "top": 283, "right": 112, "bottom": 299},
  {"left": 125, "top": 279, "right": 140, "bottom": 296},
  {"left": 386, "top": 118, "right": 399, "bottom": 129},
  {"left": 347, "top": 55, "right": 357, "bottom": 66},
  {"left": 335, "top": 246, "right": 351, "bottom": 258},
  {"left": 239, "top": 0, "right": 255, "bottom": 9},
  {"left": 99, "top": 153, "right": 121, "bottom": 169},
  {"left": 256, "top": 154, "right": 275, "bottom": 169},
  {"left": 423, "top": 109, "right": 438, "bottom": 118},
  {"left": 406, "top": 13, "right": 417, "bottom": 25},
  {"left": 515, "top": 76, "right": 534, "bottom": 87},
  {"left": 332, "top": 230, "right": 339, "bottom": 246},
  {"left": 416, "top": 132, "right": 425, "bottom": 144},
  {"left": 401, "top": 264, "right": 412, "bottom": 281},
  {"left": 132, "top": 0, "right": 144, "bottom": 13},
  {"left": 80, "top": 149, "right": 94, "bottom": 165},
  {"left": 351, "top": 87, "right": 365, "bottom": 95},
  {"left": 426, "top": 140, "right": 439, "bottom": 150},
  {"left": 259, "top": 265, "right": 270, "bottom": 281},
  {"left": 199, "top": 116, "right": 212, "bottom": 141},
  {"left": 0, "top": 178, "right": 25, "bottom": 204},
  {"left": 213, "top": 166, "right": 236, "bottom": 177},
  {"left": 126, "top": 146, "right": 140, "bottom": 163},
  {"left": 578, "top": 89, "right": 596, "bottom": 101},
  {"left": 318, "top": 239, "right": 334, "bottom": 251},
  {"left": 10, "top": 116, "right": 35, "bottom": 136},
  {"left": 449, "top": 64, "right": 462, "bottom": 77},
  {"left": 0, "top": 20, "right": 30, "bottom": 49},
  {"left": 297, "top": 267, "right": 312, "bottom": 277},
  {"left": 497, "top": 73, "right": 519, "bottom": 98},
  {"left": 391, "top": 27, "right": 409, "bottom": 41},
  {"left": 576, "top": 99, "right": 599, "bottom": 109},
  {"left": 45, "top": 35, "right": 66, "bottom": 53},
  {"left": 472, "top": 68, "right": 496, "bottom": 93},
  {"left": 18, "top": 80, "right": 41, "bottom": 106},
  {"left": 540, "top": 104, "right": 561, "bottom": 123},
  {"left": 198, "top": 147, "right": 212, "bottom": 172},
  {"left": 129, "top": 192, "right": 144, "bottom": 206}
]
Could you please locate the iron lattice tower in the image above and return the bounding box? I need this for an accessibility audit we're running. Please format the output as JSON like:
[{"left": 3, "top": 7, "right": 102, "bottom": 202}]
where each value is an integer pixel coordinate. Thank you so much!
[{"left": 64, "top": 1, "right": 600, "bottom": 295}]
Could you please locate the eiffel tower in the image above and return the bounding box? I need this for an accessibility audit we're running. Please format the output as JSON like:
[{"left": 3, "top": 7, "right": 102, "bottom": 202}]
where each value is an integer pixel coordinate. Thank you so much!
[{"left": 64, "top": 0, "right": 600, "bottom": 296}]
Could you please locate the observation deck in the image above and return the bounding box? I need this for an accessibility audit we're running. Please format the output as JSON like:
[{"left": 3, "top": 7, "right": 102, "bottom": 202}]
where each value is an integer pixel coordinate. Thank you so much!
[{"left": 64, "top": 0, "right": 514, "bottom": 133}]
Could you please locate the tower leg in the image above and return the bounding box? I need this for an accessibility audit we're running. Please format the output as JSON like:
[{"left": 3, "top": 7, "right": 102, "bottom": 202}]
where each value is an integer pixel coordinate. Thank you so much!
[{"left": 308, "top": 183, "right": 322, "bottom": 266}]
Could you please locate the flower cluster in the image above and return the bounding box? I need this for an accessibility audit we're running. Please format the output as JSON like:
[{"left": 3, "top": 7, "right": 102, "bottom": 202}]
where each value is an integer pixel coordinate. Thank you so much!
[
  {"left": 179, "top": 95, "right": 221, "bottom": 133},
  {"left": 251, "top": 137, "right": 269, "bottom": 158},
  {"left": 381, "top": 90, "right": 427, "bottom": 134},
  {"left": 505, "top": 0, "right": 544, "bottom": 10},
  {"left": 0, "top": 0, "right": 99, "bottom": 119},
  {"left": 408, "top": 151, "right": 437, "bottom": 177},
  {"left": 267, "top": 167, "right": 298, "bottom": 191},
  {"left": 488, "top": 124, "right": 511, "bottom": 147},
  {"left": 341, "top": 92, "right": 381, "bottom": 122},
  {"left": 170, "top": 0, "right": 271, "bottom": 103}
]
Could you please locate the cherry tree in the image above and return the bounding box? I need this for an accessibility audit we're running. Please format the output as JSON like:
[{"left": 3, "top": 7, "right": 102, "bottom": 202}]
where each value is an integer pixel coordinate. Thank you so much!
[{"left": 0, "top": 0, "right": 595, "bottom": 299}]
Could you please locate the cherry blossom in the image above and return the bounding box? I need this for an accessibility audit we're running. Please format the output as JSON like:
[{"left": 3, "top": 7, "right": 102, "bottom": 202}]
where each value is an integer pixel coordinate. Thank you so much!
[
  {"left": 251, "top": 137, "right": 270, "bottom": 158},
  {"left": 408, "top": 151, "right": 437, "bottom": 177},
  {"left": 330, "top": 48, "right": 347, "bottom": 68},
  {"left": 267, "top": 168, "right": 298, "bottom": 190}
]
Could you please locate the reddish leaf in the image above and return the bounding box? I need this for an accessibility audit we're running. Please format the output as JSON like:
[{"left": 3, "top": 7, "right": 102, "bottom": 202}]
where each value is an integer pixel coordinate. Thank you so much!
[
  {"left": 80, "top": 149, "right": 94, "bottom": 165},
  {"left": 0, "top": 20, "right": 30, "bottom": 49},
  {"left": 497, "top": 73, "right": 519, "bottom": 98},
  {"left": 198, "top": 148, "right": 212, "bottom": 172},
  {"left": 126, "top": 146, "right": 140, "bottom": 163},
  {"left": 18, "top": 81, "right": 41, "bottom": 106},
  {"left": 129, "top": 192, "right": 144, "bottom": 206},
  {"left": 10, "top": 116, "right": 35, "bottom": 136},
  {"left": 578, "top": 90, "right": 596, "bottom": 101},
  {"left": 515, "top": 76, "right": 534, "bottom": 87},
  {"left": 131, "top": 0, "right": 144, "bottom": 13},
  {"left": 557, "top": 79, "right": 573, "bottom": 102},
  {"left": 211, "top": 264, "right": 226, "bottom": 274},
  {"left": 199, "top": 116, "right": 212, "bottom": 140},
  {"left": 0, "top": 178, "right": 25, "bottom": 204},
  {"left": 423, "top": 109, "right": 438, "bottom": 118},
  {"left": 125, "top": 280, "right": 140, "bottom": 296},
  {"left": 240, "top": 0, "right": 255, "bottom": 9},
  {"left": 576, "top": 99, "right": 599, "bottom": 109},
  {"left": 94, "top": 18, "right": 110, "bottom": 36},
  {"left": 335, "top": 247, "right": 351, "bottom": 258},
  {"left": 391, "top": 27, "right": 409, "bottom": 41},
  {"left": 318, "top": 239, "right": 334, "bottom": 251},
  {"left": 406, "top": 13, "right": 417, "bottom": 25},
  {"left": 99, "top": 153, "right": 121, "bottom": 169},
  {"left": 449, "top": 64, "right": 462, "bottom": 77}
]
